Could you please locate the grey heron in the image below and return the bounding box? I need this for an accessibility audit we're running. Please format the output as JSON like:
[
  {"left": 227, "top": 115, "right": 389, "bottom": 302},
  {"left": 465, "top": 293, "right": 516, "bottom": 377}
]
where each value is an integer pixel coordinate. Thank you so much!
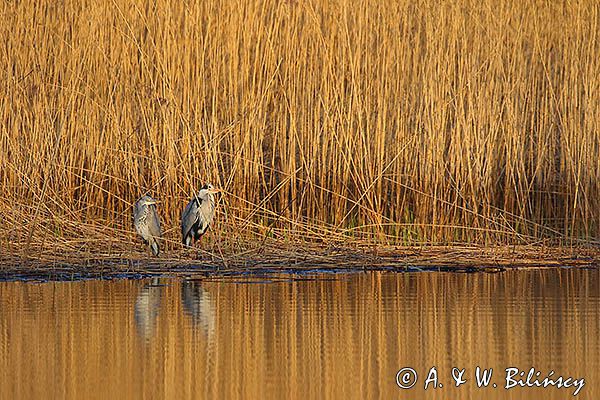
[
  {"left": 181, "top": 183, "right": 219, "bottom": 247},
  {"left": 133, "top": 195, "right": 162, "bottom": 256}
]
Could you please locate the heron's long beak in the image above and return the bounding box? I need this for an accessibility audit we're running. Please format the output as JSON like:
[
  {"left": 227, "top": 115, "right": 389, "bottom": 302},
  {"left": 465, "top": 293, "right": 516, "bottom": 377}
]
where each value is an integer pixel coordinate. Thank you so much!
[{"left": 207, "top": 188, "right": 221, "bottom": 194}]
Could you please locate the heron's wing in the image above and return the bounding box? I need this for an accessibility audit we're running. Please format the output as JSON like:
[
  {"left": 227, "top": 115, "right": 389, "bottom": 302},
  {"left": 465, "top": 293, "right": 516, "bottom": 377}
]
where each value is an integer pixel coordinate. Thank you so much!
[
  {"left": 133, "top": 202, "right": 146, "bottom": 236},
  {"left": 181, "top": 199, "right": 199, "bottom": 238},
  {"left": 133, "top": 200, "right": 142, "bottom": 223},
  {"left": 147, "top": 206, "right": 162, "bottom": 239},
  {"left": 198, "top": 199, "right": 215, "bottom": 231}
]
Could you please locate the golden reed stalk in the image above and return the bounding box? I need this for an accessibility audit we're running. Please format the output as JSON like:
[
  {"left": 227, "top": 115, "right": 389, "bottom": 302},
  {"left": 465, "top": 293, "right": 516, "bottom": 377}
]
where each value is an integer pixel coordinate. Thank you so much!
[{"left": 0, "top": 0, "right": 599, "bottom": 252}]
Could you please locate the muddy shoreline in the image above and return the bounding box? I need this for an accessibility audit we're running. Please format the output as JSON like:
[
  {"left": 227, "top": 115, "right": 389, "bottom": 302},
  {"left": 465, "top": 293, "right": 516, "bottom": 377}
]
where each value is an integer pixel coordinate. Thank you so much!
[{"left": 1, "top": 245, "right": 598, "bottom": 282}]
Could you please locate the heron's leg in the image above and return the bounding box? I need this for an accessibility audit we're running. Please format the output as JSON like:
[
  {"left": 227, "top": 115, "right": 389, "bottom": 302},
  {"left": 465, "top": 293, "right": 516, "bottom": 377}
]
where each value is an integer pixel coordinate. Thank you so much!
[{"left": 195, "top": 236, "right": 202, "bottom": 260}]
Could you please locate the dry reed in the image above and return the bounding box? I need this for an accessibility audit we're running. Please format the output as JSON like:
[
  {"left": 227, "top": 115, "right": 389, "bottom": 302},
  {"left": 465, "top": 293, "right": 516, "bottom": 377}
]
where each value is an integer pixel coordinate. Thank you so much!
[{"left": 1, "top": 0, "right": 599, "bottom": 258}]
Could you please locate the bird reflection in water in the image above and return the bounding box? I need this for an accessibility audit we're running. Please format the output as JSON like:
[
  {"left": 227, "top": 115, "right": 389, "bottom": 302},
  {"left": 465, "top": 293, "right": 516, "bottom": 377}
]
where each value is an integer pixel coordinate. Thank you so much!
[
  {"left": 134, "top": 278, "right": 163, "bottom": 340},
  {"left": 181, "top": 280, "right": 216, "bottom": 340}
]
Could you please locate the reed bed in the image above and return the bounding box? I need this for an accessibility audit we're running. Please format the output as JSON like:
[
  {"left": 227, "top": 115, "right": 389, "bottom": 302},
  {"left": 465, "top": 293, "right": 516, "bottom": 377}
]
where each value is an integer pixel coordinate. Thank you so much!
[{"left": 1, "top": 0, "right": 599, "bottom": 260}]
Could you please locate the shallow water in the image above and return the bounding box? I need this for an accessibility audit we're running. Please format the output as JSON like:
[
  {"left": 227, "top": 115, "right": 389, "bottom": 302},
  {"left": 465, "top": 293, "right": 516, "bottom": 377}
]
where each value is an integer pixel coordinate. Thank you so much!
[{"left": 0, "top": 269, "right": 598, "bottom": 399}]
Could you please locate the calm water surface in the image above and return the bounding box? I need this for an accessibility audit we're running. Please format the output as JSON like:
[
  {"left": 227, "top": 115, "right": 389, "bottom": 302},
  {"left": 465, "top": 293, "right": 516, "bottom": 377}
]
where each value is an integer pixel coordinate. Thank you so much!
[{"left": 0, "top": 269, "right": 598, "bottom": 399}]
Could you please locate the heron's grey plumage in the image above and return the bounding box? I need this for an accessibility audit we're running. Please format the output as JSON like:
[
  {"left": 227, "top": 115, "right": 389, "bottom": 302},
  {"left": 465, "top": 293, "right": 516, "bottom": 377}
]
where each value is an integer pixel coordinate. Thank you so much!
[
  {"left": 181, "top": 183, "right": 216, "bottom": 247},
  {"left": 133, "top": 195, "right": 162, "bottom": 256}
]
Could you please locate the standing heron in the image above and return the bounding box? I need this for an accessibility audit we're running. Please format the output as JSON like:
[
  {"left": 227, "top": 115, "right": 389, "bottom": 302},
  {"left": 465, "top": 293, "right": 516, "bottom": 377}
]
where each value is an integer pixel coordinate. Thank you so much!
[
  {"left": 181, "top": 183, "right": 219, "bottom": 248},
  {"left": 133, "top": 195, "right": 162, "bottom": 256}
]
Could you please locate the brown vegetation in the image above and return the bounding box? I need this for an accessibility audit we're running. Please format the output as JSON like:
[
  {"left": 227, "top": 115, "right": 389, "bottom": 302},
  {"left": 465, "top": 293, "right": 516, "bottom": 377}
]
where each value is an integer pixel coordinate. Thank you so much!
[{"left": 1, "top": 0, "right": 599, "bottom": 260}]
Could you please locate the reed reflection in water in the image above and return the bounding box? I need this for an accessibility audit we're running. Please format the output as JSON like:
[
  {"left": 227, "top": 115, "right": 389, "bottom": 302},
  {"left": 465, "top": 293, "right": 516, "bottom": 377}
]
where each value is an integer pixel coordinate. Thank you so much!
[{"left": 0, "top": 269, "right": 598, "bottom": 399}]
